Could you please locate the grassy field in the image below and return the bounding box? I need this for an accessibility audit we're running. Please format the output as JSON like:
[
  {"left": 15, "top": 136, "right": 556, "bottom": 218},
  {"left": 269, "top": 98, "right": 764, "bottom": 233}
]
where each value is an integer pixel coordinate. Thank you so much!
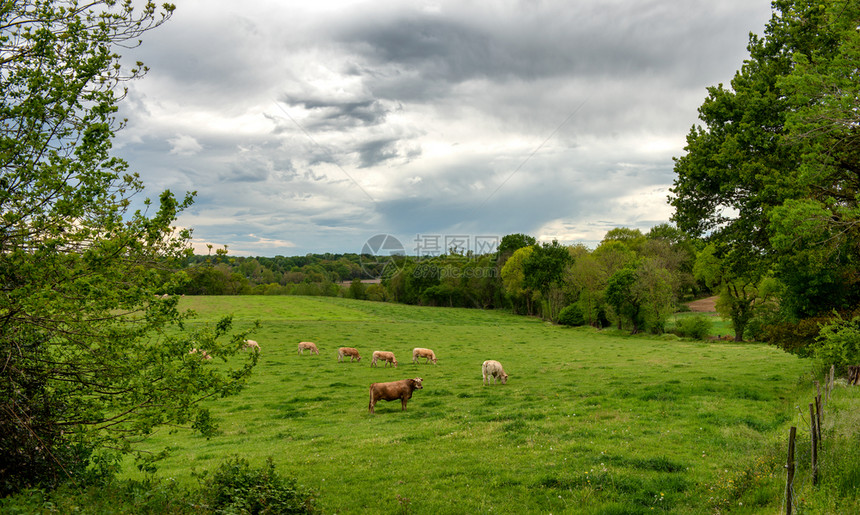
[{"left": 127, "top": 296, "right": 814, "bottom": 513}]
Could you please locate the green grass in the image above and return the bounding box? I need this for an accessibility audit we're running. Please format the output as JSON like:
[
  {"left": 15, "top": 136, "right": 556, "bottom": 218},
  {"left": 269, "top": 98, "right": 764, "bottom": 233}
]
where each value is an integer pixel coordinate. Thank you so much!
[{"left": 125, "top": 296, "right": 813, "bottom": 513}]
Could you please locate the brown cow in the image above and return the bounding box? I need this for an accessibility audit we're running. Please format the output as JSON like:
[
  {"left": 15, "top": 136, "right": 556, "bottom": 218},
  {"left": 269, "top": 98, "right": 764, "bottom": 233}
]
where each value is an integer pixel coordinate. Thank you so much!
[
  {"left": 482, "top": 360, "right": 508, "bottom": 385},
  {"left": 338, "top": 347, "right": 361, "bottom": 362},
  {"left": 369, "top": 378, "right": 423, "bottom": 414},
  {"left": 412, "top": 347, "right": 437, "bottom": 364},
  {"left": 371, "top": 350, "right": 398, "bottom": 368},
  {"left": 298, "top": 341, "right": 320, "bottom": 355}
]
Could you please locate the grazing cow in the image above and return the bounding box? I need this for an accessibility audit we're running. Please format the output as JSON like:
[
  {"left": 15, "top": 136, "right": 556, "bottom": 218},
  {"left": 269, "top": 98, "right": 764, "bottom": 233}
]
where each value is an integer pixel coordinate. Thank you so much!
[
  {"left": 369, "top": 378, "right": 423, "bottom": 414},
  {"left": 371, "top": 350, "right": 398, "bottom": 368},
  {"left": 412, "top": 347, "right": 437, "bottom": 364},
  {"left": 338, "top": 347, "right": 361, "bottom": 362},
  {"left": 298, "top": 341, "right": 320, "bottom": 355},
  {"left": 242, "top": 339, "right": 260, "bottom": 351},
  {"left": 482, "top": 360, "right": 508, "bottom": 385}
]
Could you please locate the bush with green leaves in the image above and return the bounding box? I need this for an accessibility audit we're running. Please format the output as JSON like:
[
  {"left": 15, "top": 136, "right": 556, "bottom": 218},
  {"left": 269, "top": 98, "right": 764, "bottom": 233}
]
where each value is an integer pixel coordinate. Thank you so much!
[
  {"left": 813, "top": 314, "right": 860, "bottom": 371},
  {"left": 672, "top": 315, "right": 713, "bottom": 340},
  {"left": 200, "top": 457, "right": 315, "bottom": 514},
  {"left": 557, "top": 304, "right": 585, "bottom": 326}
]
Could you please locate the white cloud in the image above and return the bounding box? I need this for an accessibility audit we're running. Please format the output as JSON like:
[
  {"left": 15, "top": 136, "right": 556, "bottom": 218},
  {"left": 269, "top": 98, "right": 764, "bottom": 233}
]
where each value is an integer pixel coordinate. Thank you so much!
[{"left": 167, "top": 134, "right": 203, "bottom": 156}]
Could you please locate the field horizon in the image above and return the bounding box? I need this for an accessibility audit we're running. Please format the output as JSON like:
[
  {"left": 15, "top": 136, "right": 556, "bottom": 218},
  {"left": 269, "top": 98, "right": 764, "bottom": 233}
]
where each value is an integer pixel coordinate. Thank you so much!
[{"left": 127, "top": 296, "right": 813, "bottom": 513}]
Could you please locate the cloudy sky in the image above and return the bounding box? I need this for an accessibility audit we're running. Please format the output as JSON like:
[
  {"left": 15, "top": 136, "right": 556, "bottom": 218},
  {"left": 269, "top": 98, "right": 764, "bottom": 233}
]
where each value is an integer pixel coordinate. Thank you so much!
[{"left": 116, "top": 0, "right": 774, "bottom": 257}]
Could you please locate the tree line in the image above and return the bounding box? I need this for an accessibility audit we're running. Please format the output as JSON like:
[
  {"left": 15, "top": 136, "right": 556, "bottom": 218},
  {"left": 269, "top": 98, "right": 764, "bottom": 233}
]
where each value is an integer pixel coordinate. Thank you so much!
[{"left": 175, "top": 227, "right": 702, "bottom": 338}]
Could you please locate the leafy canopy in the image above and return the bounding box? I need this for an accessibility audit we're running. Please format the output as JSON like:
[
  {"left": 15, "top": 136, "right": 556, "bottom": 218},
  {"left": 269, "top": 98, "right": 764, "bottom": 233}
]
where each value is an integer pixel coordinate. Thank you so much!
[
  {"left": 671, "top": 0, "right": 860, "bottom": 328},
  {"left": 0, "top": 0, "right": 258, "bottom": 494}
]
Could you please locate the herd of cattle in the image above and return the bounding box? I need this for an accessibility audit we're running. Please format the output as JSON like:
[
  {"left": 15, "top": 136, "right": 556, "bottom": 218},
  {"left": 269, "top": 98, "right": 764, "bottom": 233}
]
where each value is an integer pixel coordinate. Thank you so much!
[{"left": 295, "top": 341, "right": 509, "bottom": 413}]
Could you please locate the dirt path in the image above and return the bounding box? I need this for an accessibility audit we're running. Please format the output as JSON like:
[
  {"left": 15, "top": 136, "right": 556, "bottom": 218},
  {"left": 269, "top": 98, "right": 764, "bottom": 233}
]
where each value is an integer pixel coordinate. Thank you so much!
[{"left": 686, "top": 296, "right": 717, "bottom": 313}]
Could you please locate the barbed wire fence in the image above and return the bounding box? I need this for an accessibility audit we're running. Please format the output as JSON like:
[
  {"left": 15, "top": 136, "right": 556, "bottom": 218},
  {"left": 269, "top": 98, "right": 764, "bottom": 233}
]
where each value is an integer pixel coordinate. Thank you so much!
[{"left": 783, "top": 365, "right": 838, "bottom": 515}]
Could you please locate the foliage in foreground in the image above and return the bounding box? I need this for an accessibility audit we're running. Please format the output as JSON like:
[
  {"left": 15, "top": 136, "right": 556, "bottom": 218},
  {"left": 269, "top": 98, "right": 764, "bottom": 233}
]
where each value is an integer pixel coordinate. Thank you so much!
[
  {"left": 0, "top": 0, "right": 258, "bottom": 495},
  {"left": 0, "top": 457, "right": 315, "bottom": 514},
  {"left": 198, "top": 457, "right": 315, "bottom": 514}
]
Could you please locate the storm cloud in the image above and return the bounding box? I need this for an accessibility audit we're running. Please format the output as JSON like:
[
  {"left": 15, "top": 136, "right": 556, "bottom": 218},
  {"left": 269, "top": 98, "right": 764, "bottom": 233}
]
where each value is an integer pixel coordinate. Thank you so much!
[{"left": 117, "top": 0, "right": 774, "bottom": 256}]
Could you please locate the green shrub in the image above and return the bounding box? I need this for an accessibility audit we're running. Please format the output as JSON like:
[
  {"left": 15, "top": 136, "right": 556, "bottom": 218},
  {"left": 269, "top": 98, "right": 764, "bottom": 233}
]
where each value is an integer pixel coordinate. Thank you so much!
[
  {"left": 813, "top": 314, "right": 860, "bottom": 371},
  {"left": 763, "top": 315, "right": 832, "bottom": 357},
  {"left": 200, "top": 457, "right": 315, "bottom": 514},
  {"left": 557, "top": 304, "right": 585, "bottom": 326},
  {"left": 672, "top": 315, "right": 713, "bottom": 340}
]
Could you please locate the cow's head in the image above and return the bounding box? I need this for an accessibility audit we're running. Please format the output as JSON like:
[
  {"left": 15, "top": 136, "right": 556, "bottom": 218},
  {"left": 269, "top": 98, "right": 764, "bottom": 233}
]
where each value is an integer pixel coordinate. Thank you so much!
[
  {"left": 501, "top": 373, "right": 508, "bottom": 385},
  {"left": 411, "top": 377, "right": 423, "bottom": 389}
]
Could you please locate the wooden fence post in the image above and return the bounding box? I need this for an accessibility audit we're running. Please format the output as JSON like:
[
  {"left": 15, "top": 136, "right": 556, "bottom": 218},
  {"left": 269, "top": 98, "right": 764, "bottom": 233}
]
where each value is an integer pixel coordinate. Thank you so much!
[
  {"left": 810, "top": 403, "right": 818, "bottom": 486},
  {"left": 827, "top": 365, "right": 835, "bottom": 403},
  {"left": 815, "top": 394, "right": 823, "bottom": 445},
  {"left": 786, "top": 426, "right": 796, "bottom": 515}
]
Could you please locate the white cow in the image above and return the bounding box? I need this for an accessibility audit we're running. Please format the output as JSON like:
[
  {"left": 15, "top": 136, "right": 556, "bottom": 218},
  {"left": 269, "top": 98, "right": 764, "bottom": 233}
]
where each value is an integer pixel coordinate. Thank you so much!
[{"left": 482, "top": 360, "right": 508, "bottom": 385}]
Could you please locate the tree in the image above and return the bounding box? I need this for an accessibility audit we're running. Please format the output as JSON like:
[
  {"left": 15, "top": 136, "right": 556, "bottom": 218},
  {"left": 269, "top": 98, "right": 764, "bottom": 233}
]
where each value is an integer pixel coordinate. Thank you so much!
[
  {"left": 633, "top": 258, "right": 676, "bottom": 334},
  {"left": 348, "top": 278, "right": 367, "bottom": 300},
  {"left": 604, "top": 260, "right": 674, "bottom": 335},
  {"left": 0, "top": 1, "right": 258, "bottom": 494},
  {"left": 605, "top": 265, "right": 644, "bottom": 333},
  {"left": 769, "top": 0, "right": 860, "bottom": 317},
  {"left": 693, "top": 244, "right": 776, "bottom": 341},
  {"left": 523, "top": 240, "right": 572, "bottom": 321},
  {"left": 601, "top": 227, "right": 646, "bottom": 254},
  {"left": 670, "top": 0, "right": 854, "bottom": 323},
  {"left": 592, "top": 239, "right": 637, "bottom": 278},
  {"left": 498, "top": 233, "right": 537, "bottom": 257},
  {"left": 565, "top": 251, "right": 608, "bottom": 327},
  {"left": 501, "top": 245, "right": 536, "bottom": 315},
  {"left": 644, "top": 224, "right": 699, "bottom": 299}
]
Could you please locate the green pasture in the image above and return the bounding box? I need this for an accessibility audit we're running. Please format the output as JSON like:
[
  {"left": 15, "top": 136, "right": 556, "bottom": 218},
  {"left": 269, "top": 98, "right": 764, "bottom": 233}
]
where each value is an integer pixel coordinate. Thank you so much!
[{"left": 129, "top": 296, "right": 812, "bottom": 513}]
